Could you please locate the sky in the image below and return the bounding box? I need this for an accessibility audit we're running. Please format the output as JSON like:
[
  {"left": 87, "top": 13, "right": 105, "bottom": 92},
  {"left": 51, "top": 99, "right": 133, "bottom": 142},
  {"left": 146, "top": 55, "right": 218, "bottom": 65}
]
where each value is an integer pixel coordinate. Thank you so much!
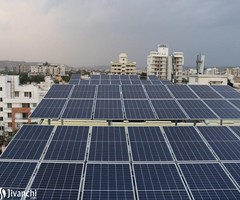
[{"left": 0, "top": 0, "right": 240, "bottom": 68}]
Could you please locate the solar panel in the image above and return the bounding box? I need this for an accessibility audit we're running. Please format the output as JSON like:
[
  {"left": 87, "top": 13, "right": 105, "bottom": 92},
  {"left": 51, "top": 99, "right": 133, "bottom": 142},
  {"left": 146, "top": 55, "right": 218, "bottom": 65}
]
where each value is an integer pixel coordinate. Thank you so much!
[
  {"left": 124, "top": 100, "right": 156, "bottom": 120},
  {"left": 144, "top": 85, "right": 172, "bottom": 99},
  {"left": 111, "top": 79, "right": 121, "bottom": 84},
  {"left": 110, "top": 75, "right": 120, "bottom": 80},
  {"left": 151, "top": 100, "right": 187, "bottom": 119},
  {"left": 79, "top": 79, "right": 90, "bottom": 85},
  {"left": 83, "top": 164, "right": 134, "bottom": 199},
  {"left": 44, "top": 126, "right": 89, "bottom": 160},
  {"left": 89, "top": 127, "right": 128, "bottom": 161},
  {"left": 119, "top": 75, "right": 130, "bottom": 80},
  {"left": 151, "top": 80, "right": 163, "bottom": 85},
  {"left": 178, "top": 100, "right": 218, "bottom": 119},
  {"left": 130, "top": 80, "right": 141, "bottom": 85},
  {"left": 100, "top": 74, "right": 110, "bottom": 79},
  {"left": 100, "top": 79, "right": 110, "bottom": 84},
  {"left": 180, "top": 163, "right": 240, "bottom": 199},
  {"left": 62, "top": 99, "right": 93, "bottom": 119},
  {"left": 31, "top": 163, "right": 83, "bottom": 198},
  {"left": 44, "top": 85, "right": 73, "bottom": 98},
  {"left": 70, "top": 74, "right": 81, "bottom": 79},
  {"left": 0, "top": 162, "right": 37, "bottom": 188},
  {"left": 228, "top": 100, "right": 240, "bottom": 109},
  {"left": 140, "top": 79, "right": 152, "bottom": 85},
  {"left": 167, "top": 85, "right": 198, "bottom": 99},
  {"left": 229, "top": 126, "right": 240, "bottom": 138},
  {"left": 70, "top": 85, "right": 96, "bottom": 98},
  {"left": 211, "top": 85, "right": 240, "bottom": 98},
  {"left": 91, "top": 75, "right": 100, "bottom": 80},
  {"left": 189, "top": 85, "right": 222, "bottom": 99},
  {"left": 89, "top": 79, "right": 100, "bottom": 85},
  {"left": 128, "top": 126, "right": 172, "bottom": 162},
  {"left": 122, "top": 85, "right": 147, "bottom": 99},
  {"left": 94, "top": 99, "right": 124, "bottom": 119},
  {"left": 161, "top": 80, "right": 173, "bottom": 84},
  {"left": 134, "top": 164, "right": 190, "bottom": 199},
  {"left": 97, "top": 85, "right": 120, "bottom": 99},
  {"left": 203, "top": 100, "right": 240, "bottom": 118},
  {"left": 1, "top": 125, "right": 54, "bottom": 160},
  {"left": 223, "top": 163, "right": 240, "bottom": 188},
  {"left": 148, "top": 75, "right": 159, "bottom": 80},
  {"left": 69, "top": 79, "right": 79, "bottom": 84},
  {"left": 197, "top": 127, "right": 240, "bottom": 160},
  {"left": 164, "top": 127, "right": 216, "bottom": 161},
  {"left": 129, "top": 75, "right": 139, "bottom": 80},
  {"left": 121, "top": 79, "right": 132, "bottom": 85},
  {"left": 30, "top": 99, "right": 67, "bottom": 118}
]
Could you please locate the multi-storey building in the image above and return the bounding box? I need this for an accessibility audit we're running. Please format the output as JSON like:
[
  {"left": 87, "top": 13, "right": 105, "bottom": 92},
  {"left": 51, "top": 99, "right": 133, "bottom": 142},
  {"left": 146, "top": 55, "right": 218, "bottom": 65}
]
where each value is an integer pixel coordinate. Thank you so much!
[
  {"left": 30, "top": 63, "right": 66, "bottom": 76},
  {"left": 0, "top": 75, "right": 51, "bottom": 135},
  {"left": 147, "top": 45, "right": 184, "bottom": 83},
  {"left": 111, "top": 53, "right": 136, "bottom": 75}
]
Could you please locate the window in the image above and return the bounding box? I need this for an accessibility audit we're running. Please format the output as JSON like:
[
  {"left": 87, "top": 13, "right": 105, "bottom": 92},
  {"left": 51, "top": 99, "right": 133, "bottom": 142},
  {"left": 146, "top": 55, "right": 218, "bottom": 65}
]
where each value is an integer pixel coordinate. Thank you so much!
[
  {"left": 14, "top": 91, "right": 19, "bottom": 97},
  {"left": 22, "top": 113, "right": 28, "bottom": 119},
  {"left": 33, "top": 103, "right": 37, "bottom": 107},
  {"left": 8, "top": 113, "right": 12, "bottom": 118},
  {"left": 24, "top": 92, "right": 32, "bottom": 98},
  {"left": 0, "top": 87, "right": 2, "bottom": 91},
  {"left": 0, "top": 98, "right": 2, "bottom": 102},
  {"left": 0, "top": 117, "right": 3, "bottom": 121},
  {"left": 0, "top": 107, "right": 3, "bottom": 111},
  {"left": 8, "top": 122, "right": 12, "bottom": 128},
  {"left": 22, "top": 103, "right": 30, "bottom": 108},
  {"left": 7, "top": 103, "right": 12, "bottom": 108}
]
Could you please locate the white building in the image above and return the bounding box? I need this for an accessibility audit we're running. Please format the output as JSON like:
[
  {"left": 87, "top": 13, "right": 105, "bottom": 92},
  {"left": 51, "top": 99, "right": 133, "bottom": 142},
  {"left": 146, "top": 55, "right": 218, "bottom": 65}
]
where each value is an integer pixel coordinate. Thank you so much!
[
  {"left": 111, "top": 53, "right": 136, "bottom": 75},
  {"left": 30, "top": 63, "right": 66, "bottom": 76},
  {"left": 196, "top": 54, "right": 205, "bottom": 74},
  {"left": 188, "top": 74, "right": 228, "bottom": 85},
  {"left": 0, "top": 75, "right": 51, "bottom": 135},
  {"left": 147, "top": 45, "right": 184, "bottom": 83}
]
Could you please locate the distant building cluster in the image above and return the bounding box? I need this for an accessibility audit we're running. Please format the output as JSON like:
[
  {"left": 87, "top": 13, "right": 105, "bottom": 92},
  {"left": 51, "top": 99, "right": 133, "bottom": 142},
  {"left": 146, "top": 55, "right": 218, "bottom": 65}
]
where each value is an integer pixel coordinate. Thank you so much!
[
  {"left": 29, "top": 63, "right": 66, "bottom": 77},
  {"left": 147, "top": 45, "right": 184, "bottom": 83},
  {"left": 111, "top": 53, "right": 136, "bottom": 75}
]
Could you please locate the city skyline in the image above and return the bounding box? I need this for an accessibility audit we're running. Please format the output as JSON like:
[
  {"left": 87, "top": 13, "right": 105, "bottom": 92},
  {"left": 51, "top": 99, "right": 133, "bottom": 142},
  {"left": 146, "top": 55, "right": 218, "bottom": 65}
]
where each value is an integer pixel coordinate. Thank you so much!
[{"left": 0, "top": 0, "right": 239, "bottom": 68}]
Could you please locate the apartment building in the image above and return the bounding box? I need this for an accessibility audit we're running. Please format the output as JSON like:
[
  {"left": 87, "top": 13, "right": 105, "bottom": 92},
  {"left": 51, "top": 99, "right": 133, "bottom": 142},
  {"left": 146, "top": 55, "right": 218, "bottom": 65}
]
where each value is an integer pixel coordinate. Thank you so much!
[
  {"left": 30, "top": 63, "right": 66, "bottom": 76},
  {"left": 147, "top": 45, "right": 184, "bottom": 83},
  {"left": 0, "top": 75, "right": 51, "bottom": 135},
  {"left": 111, "top": 53, "right": 136, "bottom": 75}
]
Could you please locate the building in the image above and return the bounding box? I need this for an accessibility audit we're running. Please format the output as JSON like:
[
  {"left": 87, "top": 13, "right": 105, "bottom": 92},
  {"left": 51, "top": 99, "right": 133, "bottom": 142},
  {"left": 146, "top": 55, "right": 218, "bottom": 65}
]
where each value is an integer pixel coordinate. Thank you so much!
[
  {"left": 0, "top": 75, "right": 51, "bottom": 135},
  {"left": 111, "top": 53, "right": 136, "bottom": 75},
  {"left": 196, "top": 54, "right": 205, "bottom": 74},
  {"left": 188, "top": 74, "right": 228, "bottom": 85},
  {"left": 30, "top": 63, "right": 66, "bottom": 77},
  {"left": 147, "top": 45, "right": 184, "bottom": 83}
]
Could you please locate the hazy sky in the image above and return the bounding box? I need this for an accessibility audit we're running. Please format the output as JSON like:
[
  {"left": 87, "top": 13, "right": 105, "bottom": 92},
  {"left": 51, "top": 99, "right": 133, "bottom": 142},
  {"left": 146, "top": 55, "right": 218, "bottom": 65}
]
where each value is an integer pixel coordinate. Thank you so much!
[{"left": 0, "top": 0, "right": 239, "bottom": 68}]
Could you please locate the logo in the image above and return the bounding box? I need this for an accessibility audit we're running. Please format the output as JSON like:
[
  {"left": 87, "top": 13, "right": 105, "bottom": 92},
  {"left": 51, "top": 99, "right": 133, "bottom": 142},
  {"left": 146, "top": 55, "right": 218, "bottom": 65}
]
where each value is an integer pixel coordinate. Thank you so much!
[
  {"left": 0, "top": 188, "right": 37, "bottom": 199},
  {"left": 0, "top": 188, "right": 7, "bottom": 200}
]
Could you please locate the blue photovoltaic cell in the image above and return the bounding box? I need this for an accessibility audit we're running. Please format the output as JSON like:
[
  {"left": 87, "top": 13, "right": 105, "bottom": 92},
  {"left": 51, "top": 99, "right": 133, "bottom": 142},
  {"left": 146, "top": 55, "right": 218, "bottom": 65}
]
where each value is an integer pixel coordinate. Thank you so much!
[
  {"left": 90, "top": 79, "right": 100, "bottom": 85},
  {"left": 224, "top": 163, "right": 240, "bottom": 187},
  {"left": 229, "top": 100, "right": 240, "bottom": 109},
  {"left": 161, "top": 80, "right": 173, "bottom": 84},
  {"left": 110, "top": 75, "right": 120, "bottom": 80},
  {"left": 100, "top": 74, "right": 110, "bottom": 79},
  {"left": 30, "top": 99, "right": 66, "bottom": 118},
  {"left": 148, "top": 75, "right": 159, "bottom": 80},
  {"left": 131, "top": 80, "right": 142, "bottom": 85},
  {"left": 203, "top": 100, "right": 240, "bottom": 118},
  {"left": 31, "top": 163, "right": 83, "bottom": 197},
  {"left": 34, "top": 190, "right": 79, "bottom": 200},
  {"left": 91, "top": 75, "right": 100, "bottom": 80},
  {"left": 140, "top": 79, "right": 152, "bottom": 85},
  {"left": 164, "top": 127, "right": 216, "bottom": 161},
  {"left": 89, "top": 127, "right": 128, "bottom": 161},
  {"left": 128, "top": 127, "right": 165, "bottom": 141},
  {"left": 180, "top": 163, "right": 240, "bottom": 199},
  {"left": 83, "top": 164, "right": 134, "bottom": 199},
  {"left": 0, "top": 162, "right": 37, "bottom": 188},
  {"left": 94, "top": 100, "right": 123, "bottom": 119},
  {"left": 124, "top": 100, "right": 156, "bottom": 120},
  {"left": 69, "top": 79, "right": 79, "bottom": 84},
  {"left": 44, "top": 84, "right": 73, "bottom": 98},
  {"left": 229, "top": 126, "right": 240, "bottom": 138},
  {"left": 121, "top": 79, "right": 132, "bottom": 85},
  {"left": 151, "top": 80, "right": 163, "bottom": 85},
  {"left": 70, "top": 85, "right": 96, "bottom": 98},
  {"left": 79, "top": 79, "right": 90, "bottom": 85},
  {"left": 97, "top": 85, "right": 120, "bottom": 98},
  {"left": 211, "top": 85, "right": 240, "bottom": 98},
  {"left": 189, "top": 85, "right": 222, "bottom": 99},
  {"left": 129, "top": 75, "right": 139, "bottom": 80},
  {"left": 167, "top": 85, "right": 198, "bottom": 99},
  {"left": 1, "top": 125, "right": 54, "bottom": 160},
  {"left": 134, "top": 164, "right": 190, "bottom": 200},
  {"left": 120, "top": 75, "right": 130, "bottom": 80},
  {"left": 111, "top": 79, "right": 121, "bottom": 84},
  {"left": 44, "top": 126, "right": 89, "bottom": 160},
  {"left": 13, "top": 125, "right": 53, "bottom": 140},
  {"left": 71, "top": 74, "right": 81, "bottom": 79},
  {"left": 151, "top": 100, "right": 187, "bottom": 119},
  {"left": 100, "top": 79, "right": 110, "bottom": 84},
  {"left": 178, "top": 100, "right": 218, "bottom": 119},
  {"left": 62, "top": 99, "right": 93, "bottom": 119},
  {"left": 144, "top": 85, "right": 172, "bottom": 99}
]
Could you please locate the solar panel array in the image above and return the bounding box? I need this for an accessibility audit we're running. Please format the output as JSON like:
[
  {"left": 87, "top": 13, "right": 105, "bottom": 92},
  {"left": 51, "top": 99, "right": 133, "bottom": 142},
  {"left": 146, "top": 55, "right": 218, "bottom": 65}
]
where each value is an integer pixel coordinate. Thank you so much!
[
  {"left": 30, "top": 81, "right": 240, "bottom": 120},
  {"left": 1, "top": 125, "right": 240, "bottom": 199}
]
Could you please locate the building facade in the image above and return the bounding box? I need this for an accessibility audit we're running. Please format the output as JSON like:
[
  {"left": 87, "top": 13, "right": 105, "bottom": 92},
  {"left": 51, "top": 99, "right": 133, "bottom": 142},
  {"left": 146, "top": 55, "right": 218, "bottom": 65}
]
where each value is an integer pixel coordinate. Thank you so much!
[
  {"left": 147, "top": 45, "right": 184, "bottom": 83},
  {"left": 0, "top": 75, "right": 51, "bottom": 135},
  {"left": 111, "top": 53, "right": 136, "bottom": 75},
  {"left": 30, "top": 63, "right": 66, "bottom": 76}
]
